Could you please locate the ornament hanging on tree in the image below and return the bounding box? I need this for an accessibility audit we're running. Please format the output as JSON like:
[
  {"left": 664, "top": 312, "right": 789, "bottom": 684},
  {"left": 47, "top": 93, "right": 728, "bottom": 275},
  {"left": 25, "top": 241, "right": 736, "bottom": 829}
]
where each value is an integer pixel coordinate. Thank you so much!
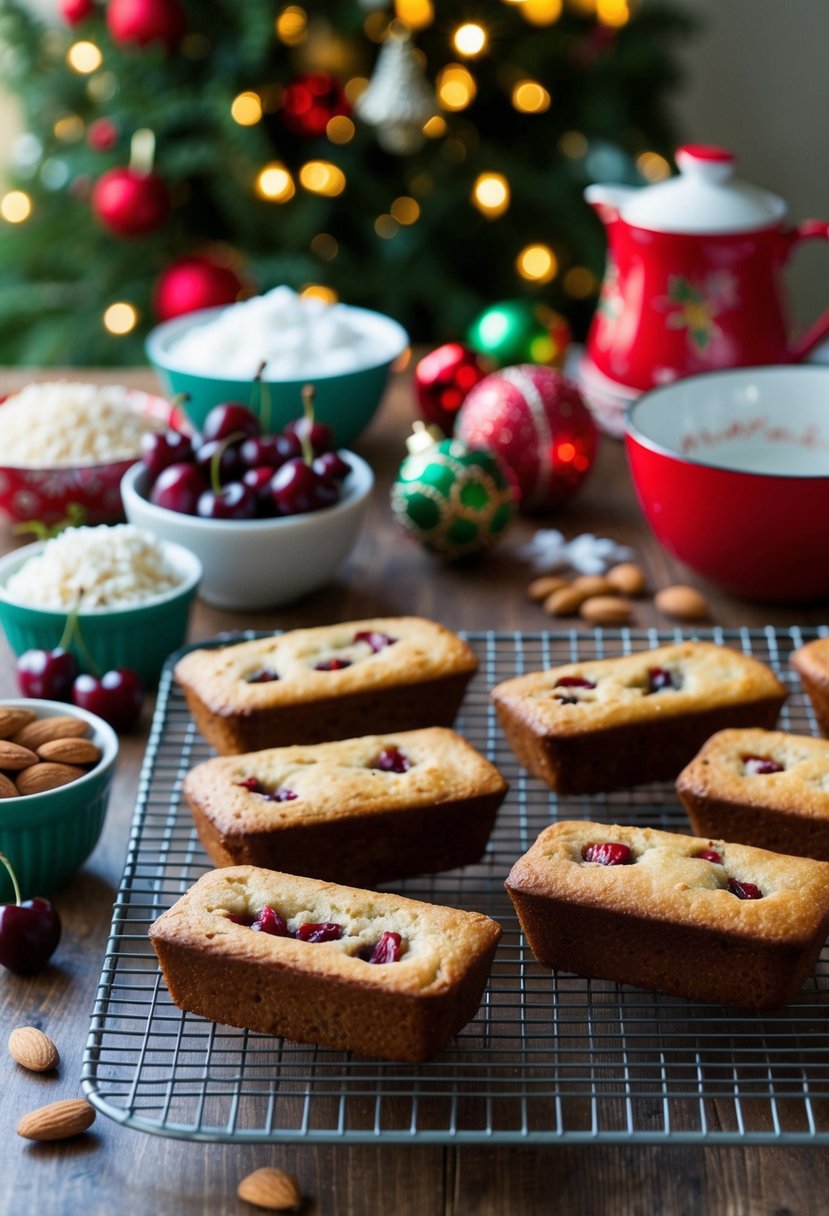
[
  {"left": 413, "top": 343, "right": 492, "bottom": 434},
  {"left": 91, "top": 129, "right": 169, "bottom": 237},
  {"left": 154, "top": 252, "right": 244, "bottom": 321},
  {"left": 106, "top": 0, "right": 186, "bottom": 51},
  {"left": 281, "top": 73, "right": 350, "bottom": 139},
  {"left": 466, "top": 300, "right": 572, "bottom": 369},
  {"left": 391, "top": 423, "right": 515, "bottom": 560},
  {"left": 87, "top": 118, "right": 119, "bottom": 153},
  {"left": 60, "top": 0, "right": 94, "bottom": 25},
  {"left": 455, "top": 366, "right": 598, "bottom": 513},
  {"left": 355, "top": 25, "right": 436, "bottom": 154}
]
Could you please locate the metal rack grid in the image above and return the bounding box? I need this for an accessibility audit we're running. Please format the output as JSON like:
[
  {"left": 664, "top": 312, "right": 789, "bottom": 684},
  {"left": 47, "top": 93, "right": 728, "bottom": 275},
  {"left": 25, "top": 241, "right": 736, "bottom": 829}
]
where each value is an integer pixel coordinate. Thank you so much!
[{"left": 83, "top": 626, "right": 829, "bottom": 1145}]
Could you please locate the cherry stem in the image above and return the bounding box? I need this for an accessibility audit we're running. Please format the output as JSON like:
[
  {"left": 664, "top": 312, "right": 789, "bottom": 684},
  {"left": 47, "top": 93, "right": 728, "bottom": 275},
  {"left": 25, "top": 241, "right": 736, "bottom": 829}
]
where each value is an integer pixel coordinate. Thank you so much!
[
  {"left": 0, "top": 851, "right": 22, "bottom": 906},
  {"left": 210, "top": 430, "right": 246, "bottom": 494},
  {"left": 169, "top": 391, "right": 195, "bottom": 435},
  {"left": 300, "top": 384, "right": 315, "bottom": 466},
  {"left": 254, "top": 360, "right": 271, "bottom": 434},
  {"left": 58, "top": 597, "right": 81, "bottom": 651},
  {"left": 69, "top": 608, "right": 101, "bottom": 679}
]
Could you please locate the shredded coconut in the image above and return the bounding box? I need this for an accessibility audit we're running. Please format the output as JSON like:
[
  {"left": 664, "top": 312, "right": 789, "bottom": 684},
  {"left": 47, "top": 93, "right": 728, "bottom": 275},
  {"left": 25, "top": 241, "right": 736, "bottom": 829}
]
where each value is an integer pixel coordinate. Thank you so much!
[
  {"left": 0, "top": 382, "right": 165, "bottom": 467},
  {"left": 5, "top": 525, "right": 185, "bottom": 610}
]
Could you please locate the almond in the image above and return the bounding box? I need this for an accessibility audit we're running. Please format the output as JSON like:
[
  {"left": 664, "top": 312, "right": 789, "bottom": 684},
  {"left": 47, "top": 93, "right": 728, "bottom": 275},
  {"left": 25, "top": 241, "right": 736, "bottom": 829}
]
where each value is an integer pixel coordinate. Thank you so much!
[
  {"left": 543, "top": 585, "right": 591, "bottom": 617},
  {"left": 12, "top": 716, "right": 90, "bottom": 751},
  {"left": 15, "top": 762, "right": 87, "bottom": 796},
  {"left": 0, "top": 773, "right": 17, "bottom": 799},
  {"left": 580, "top": 595, "right": 632, "bottom": 624},
  {"left": 37, "top": 738, "right": 102, "bottom": 766},
  {"left": 0, "top": 707, "right": 36, "bottom": 739},
  {"left": 237, "top": 1168, "right": 302, "bottom": 1211},
  {"left": 8, "top": 1026, "right": 60, "bottom": 1072},
  {"left": 17, "top": 1098, "right": 95, "bottom": 1141},
  {"left": 0, "top": 740, "right": 39, "bottom": 770},
  {"left": 570, "top": 574, "right": 617, "bottom": 597},
  {"left": 527, "top": 575, "right": 569, "bottom": 602},
  {"left": 654, "top": 584, "right": 710, "bottom": 621},
  {"left": 606, "top": 562, "right": 648, "bottom": 597}
]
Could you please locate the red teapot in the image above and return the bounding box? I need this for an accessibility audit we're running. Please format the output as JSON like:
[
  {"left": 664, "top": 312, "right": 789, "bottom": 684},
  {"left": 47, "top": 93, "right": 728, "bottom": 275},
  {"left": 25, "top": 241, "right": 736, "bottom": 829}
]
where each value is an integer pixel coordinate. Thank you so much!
[{"left": 580, "top": 144, "right": 829, "bottom": 435}]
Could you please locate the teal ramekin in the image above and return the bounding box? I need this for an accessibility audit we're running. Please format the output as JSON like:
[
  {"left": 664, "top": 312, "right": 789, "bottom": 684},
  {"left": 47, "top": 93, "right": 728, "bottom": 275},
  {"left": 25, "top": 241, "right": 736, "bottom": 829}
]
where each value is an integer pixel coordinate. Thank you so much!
[
  {"left": 0, "top": 537, "right": 202, "bottom": 689},
  {"left": 0, "top": 698, "right": 118, "bottom": 901}
]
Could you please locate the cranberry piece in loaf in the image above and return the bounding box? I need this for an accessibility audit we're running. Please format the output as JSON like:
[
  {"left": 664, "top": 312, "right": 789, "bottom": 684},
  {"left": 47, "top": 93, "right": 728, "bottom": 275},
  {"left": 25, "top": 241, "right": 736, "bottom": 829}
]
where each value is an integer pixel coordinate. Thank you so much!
[
  {"left": 677, "top": 728, "right": 829, "bottom": 861},
  {"left": 183, "top": 727, "right": 507, "bottom": 886},
  {"left": 174, "top": 617, "right": 478, "bottom": 754},
  {"left": 791, "top": 638, "right": 829, "bottom": 739},
  {"left": 491, "top": 641, "right": 787, "bottom": 794},
  {"left": 505, "top": 821, "right": 829, "bottom": 1009},
  {"left": 149, "top": 867, "right": 502, "bottom": 1062}
]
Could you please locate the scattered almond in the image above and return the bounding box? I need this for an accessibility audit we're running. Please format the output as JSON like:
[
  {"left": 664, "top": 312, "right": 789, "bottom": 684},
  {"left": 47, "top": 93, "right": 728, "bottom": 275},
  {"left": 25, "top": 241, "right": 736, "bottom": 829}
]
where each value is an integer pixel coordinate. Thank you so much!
[
  {"left": 527, "top": 575, "right": 569, "bottom": 602},
  {"left": 8, "top": 1026, "right": 60, "bottom": 1073},
  {"left": 655, "top": 584, "right": 710, "bottom": 621},
  {"left": 606, "top": 562, "right": 648, "bottom": 597},
  {"left": 0, "top": 740, "right": 39, "bottom": 771},
  {"left": 237, "top": 1167, "right": 302, "bottom": 1211},
  {"left": 0, "top": 707, "right": 36, "bottom": 739},
  {"left": 11, "top": 715, "right": 90, "bottom": 751},
  {"left": 37, "top": 738, "right": 102, "bottom": 766},
  {"left": 0, "top": 773, "right": 18, "bottom": 799},
  {"left": 580, "top": 595, "right": 632, "bottom": 625},
  {"left": 570, "top": 574, "right": 617, "bottom": 597},
  {"left": 15, "top": 762, "right": 87, "bottom": 796},
  {"left": 543, "top": 585, "right": 592, "bottom": 616},
  {"left": 17, "top": 1098, "right": 95, "bottom": 1141}
]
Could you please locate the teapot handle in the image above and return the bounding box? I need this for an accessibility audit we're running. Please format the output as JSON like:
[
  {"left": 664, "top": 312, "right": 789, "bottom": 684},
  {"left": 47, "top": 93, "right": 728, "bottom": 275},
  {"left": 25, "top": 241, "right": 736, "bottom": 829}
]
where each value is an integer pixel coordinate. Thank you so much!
[{"left": 784, "top": 220, "right": 829, "bottom": 360}]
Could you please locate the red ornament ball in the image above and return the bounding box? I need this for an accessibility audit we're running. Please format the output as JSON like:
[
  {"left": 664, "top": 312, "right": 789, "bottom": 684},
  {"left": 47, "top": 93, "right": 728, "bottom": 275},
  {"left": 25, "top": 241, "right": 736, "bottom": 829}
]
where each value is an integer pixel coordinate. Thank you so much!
[
  {"left": 413, "top": 343, "right": 492, "bottom": 434},
  {"left": 106, "top": 0, "right": 186, "bottom": 50},
  {"left": 61, "top": 0, "right": 95, "bottom": 24},
  {"left": 154, "top": 254, "right": 244, "bottom": 322},
  {"left": 282, "top": 73, "right": 350, "bottom": 138},
  {"left": 455, "top": 365, "right": 598, "bottom": 513},
  {"left": 87, "top": 117, "right": 119, "bottom": 152},
  {"left": 92, "top": 167, "right": 170, "bottom": 236}
]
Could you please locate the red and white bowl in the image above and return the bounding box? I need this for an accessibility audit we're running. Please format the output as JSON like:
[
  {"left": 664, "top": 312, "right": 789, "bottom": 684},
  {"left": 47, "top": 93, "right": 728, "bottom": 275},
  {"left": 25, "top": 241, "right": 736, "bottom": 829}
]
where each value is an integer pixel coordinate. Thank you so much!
[{"left": 625, "top": 366, "right": 829, "bottom": 602}]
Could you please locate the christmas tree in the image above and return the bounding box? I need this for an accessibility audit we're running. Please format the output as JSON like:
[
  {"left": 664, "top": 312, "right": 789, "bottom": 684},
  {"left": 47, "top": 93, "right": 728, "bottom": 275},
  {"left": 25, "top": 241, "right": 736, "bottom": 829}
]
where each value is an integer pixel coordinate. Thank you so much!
[{"left": 0, "top": 0, "right": 692, "bottom": 366}]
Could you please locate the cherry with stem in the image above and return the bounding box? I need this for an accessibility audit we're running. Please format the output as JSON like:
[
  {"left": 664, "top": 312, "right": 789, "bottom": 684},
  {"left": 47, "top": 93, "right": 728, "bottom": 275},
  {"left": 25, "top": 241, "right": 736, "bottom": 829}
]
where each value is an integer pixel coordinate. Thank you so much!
[{"left": 0, "top": 851, "right": 61, "bottom": 975}]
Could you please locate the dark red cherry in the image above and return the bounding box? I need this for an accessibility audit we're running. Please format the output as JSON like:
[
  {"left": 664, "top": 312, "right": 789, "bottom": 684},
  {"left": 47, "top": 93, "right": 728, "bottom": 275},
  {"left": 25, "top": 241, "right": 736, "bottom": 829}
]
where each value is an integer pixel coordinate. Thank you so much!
[
  {"left": 743, "top": 754, "right": 784, "bottom": 775},
  {"left": 150, "top": 461, "right": 207, "bottom": 514},
  {"left": 240, "top": 434, "right": 290, "bottom": 471},
  {"left": 201, "top": 402, "right": 260, "bottom": 442},
  {"left": 374, "top": 746, "right": 411, "bottom": 773},
  {"left": 72, "top": 668, "right": 143, "bottom": 732},
  {"left": 554, "top": 676, "right": 595, "bottom": 705},
  {"left": 314, "top": 657, "right": 351, "bottom": 671},
  {"left": 295, "top": 922, "right": 342, "bottom": 943},
  {"left": 241, "top": 467, "right": 278, "bottom": 514},
  {"left": 0, "top": 853, "right": 61, "bottom": 975},
  {"left": 285, "top": 417, "right": 334, "bottom": 456},
  {"left": 696, "top": 848, "right": 723, "bottom": 864},
  {"left": 728, "top": 877, "right": 763, "bottom": 900},
  {"left": 353, "top": 631, "right": 395, "bottom": 653},
  {"left": 246, "top": 668, "right": 279, "bottom": 684},
  {"left": 270, "top": 459, "right": 322, "bottom": 515},
  {"left": 367, "top": 931, "right": 403, "bottom": 964},
  {"left": 251, "top": 905, "right": 290, "bottom": 936},
  {"left": 196, "top": 481, "right": 257, "bottom": 520},
  {"left": 195, "top": 438, "right": 244, "bottom": 483},
  {"left": 141, "top": 428, "right": 194, "bottom": 483},
  {"left": 582, "top": 842, "right": 633, "bottom": 866},
  {"left": 16, "top": 647, "right": 79, "bottom": 701},
  {"left": 313, "top": 451, "right": 351, "bottom": 482},
  {"left": 647, "top": 667, "right": 677, "bottom": 693}
]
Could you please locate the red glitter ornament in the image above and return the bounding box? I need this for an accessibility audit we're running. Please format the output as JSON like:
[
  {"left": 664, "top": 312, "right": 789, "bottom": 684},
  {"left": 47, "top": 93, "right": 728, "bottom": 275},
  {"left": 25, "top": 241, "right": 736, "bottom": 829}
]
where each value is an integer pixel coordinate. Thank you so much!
[
  {"left": 413, "top": 343, "right": 492, "bottom": 434},
  {"left": 455, "top": 365, "right": 598, "bottom": 513},
  {"left": 60, "top": 0, "right": 94, "bottom": 24},
  {"left": 282, "top": 73, "right": 350, "bottom": 138},
  {"left": 106, "top": 0, "right": 186, "bottom": 50},
  {"left": 154, "top": 253, "right": 244, "bottom": 321},
  {"left": 92, "top": 166, "right": 170, "bottom": 236},
  {"left": 87, "top": 117, "right": 119, "bottom": 153}
]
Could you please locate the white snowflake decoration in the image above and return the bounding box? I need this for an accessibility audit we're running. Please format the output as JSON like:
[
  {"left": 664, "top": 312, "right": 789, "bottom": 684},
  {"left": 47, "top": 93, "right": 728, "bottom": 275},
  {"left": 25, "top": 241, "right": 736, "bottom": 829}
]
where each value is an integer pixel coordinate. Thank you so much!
[{"left": 515, "top": 529, "right": 635, "bottom": 576}]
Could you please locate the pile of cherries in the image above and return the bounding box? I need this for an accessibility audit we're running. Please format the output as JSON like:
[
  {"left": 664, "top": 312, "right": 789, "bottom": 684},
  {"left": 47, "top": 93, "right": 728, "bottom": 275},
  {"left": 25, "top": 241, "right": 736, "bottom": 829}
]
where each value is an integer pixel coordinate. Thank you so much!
[
  {"left": 16, "top": 642, "right": 143, "bottom": 734},
  {"left": 142, "top": 390, "right": 351, "bottom": 520}
]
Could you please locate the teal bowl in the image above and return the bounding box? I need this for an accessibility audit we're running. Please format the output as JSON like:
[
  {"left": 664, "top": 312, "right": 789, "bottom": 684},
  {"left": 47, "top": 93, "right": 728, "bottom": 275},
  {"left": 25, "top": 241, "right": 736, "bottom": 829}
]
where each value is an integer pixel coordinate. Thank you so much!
[
  {"left": 0, "top": 538, "right": 202, "bottom": 688},
  {"left": 0, "top": 698, "right": 118, "bottom": 901},
  {"left": 145, "top": 304, "right": 409, "bottom": 446}
]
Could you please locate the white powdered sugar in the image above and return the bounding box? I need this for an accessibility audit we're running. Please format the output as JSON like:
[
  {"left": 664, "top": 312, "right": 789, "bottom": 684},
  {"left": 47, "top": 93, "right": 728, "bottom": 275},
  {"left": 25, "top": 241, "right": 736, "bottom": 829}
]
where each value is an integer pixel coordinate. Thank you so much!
[
  {"left": 166, "top": 286, "right": 400, "bottom": 378},
  {"left": 0, "top": 381, "right": 165, "bottom": 467},
  {"left": 5, "top": 525, "right": 184, "bottom": 610}
]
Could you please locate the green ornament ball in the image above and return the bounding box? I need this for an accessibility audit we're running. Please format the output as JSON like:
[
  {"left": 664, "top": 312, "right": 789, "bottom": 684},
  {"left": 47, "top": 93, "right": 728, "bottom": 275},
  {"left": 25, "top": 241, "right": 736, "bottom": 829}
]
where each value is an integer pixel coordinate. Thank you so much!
[
  {"left": 391, "top": 437, "right": 515, "bottom": 559},
  {"left": 466, "top": 299, "right": 569, "bottom": 368}
]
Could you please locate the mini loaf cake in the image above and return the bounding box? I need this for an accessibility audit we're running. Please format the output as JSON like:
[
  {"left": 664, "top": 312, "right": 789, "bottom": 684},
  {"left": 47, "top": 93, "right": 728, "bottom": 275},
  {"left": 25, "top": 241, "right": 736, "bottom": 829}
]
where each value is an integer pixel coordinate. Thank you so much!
[
  {"left": 149, "top": 866, "right": 502, "bottom": 1062},
  {"left": 183, "top": 728, "right": 508, "bottom": 886},
  {"left": 174, "top": 617, "right": 478, "bottom": 754},
  {"left": 677, "top": 728, "right": 829, "bottom": 861},
  {"left": 504, "top": 821, "right": 829, "bottom": 1009},
  {"left": 491, "top": 641, "right": 787, "bottom": 794},
  {"left": 790, "top": 639, "right": 829, "bottom": 738}
]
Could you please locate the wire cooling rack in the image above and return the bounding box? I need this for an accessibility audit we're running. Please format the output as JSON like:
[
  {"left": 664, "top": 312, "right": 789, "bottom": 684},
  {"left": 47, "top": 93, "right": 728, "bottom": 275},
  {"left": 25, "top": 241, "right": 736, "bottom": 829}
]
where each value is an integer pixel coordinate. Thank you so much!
[{"left": 83, "top": 626, "right": 829, "bottom": 1145}]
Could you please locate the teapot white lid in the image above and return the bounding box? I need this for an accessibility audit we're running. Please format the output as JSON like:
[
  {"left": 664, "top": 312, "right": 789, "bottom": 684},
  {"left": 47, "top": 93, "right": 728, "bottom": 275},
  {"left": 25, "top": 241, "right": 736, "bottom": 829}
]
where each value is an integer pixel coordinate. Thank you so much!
[{"left": 620, "top": 145, "right": 787, "bottom": 233}]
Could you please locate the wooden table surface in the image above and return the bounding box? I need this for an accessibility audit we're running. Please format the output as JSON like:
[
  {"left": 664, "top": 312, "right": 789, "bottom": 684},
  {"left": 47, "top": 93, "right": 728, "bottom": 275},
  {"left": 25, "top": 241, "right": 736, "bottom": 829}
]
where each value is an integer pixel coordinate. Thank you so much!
[{"left": 1, "top": 366, "right": 827, "bottom": 1216}]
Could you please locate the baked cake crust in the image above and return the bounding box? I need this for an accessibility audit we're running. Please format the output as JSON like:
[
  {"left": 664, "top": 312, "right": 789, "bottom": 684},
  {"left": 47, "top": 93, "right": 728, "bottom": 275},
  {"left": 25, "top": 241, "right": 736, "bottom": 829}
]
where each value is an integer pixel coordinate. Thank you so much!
[
  {"left": 791, "top": 638, "right": 829, "bottom": 739},
  {"left": 505, "top": 820, "right": 829, "bottom": 1009},
  {"left": 491, "top": 641, "right": 787, "bottom": 793},
  {"left": 183, "top": 727, "right": 507, "bottom": 885},
  {"left": 149, "top": 866, "right": 502, "bottom": 1062},
  {"left": 174, "top": 617, "right": 478, "bottom": 754},
  {"left": 677, "top": 727, "right": 829, "bottom": 860}
]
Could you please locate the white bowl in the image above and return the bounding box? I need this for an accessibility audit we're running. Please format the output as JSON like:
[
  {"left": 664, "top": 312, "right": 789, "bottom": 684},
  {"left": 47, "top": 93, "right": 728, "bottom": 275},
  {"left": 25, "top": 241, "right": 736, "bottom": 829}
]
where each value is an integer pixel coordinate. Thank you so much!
[{"left": 120, "top": 455, "right": 374, "bottom": 610}]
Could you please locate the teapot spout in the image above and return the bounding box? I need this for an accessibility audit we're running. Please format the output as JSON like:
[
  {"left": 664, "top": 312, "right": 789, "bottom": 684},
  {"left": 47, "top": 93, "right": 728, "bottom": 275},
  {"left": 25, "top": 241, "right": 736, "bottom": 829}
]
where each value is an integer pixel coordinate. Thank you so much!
[{"left": 584, "top": 183, "right": 637, "bottom": 226}]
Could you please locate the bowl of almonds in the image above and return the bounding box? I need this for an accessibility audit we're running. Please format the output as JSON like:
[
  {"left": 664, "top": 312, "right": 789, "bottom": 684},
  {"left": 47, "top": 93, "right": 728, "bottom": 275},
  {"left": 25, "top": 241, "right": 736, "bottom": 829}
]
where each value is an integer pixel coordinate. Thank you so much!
[{"left": 0, "top": 700, "right": 118, "bottom": 902}]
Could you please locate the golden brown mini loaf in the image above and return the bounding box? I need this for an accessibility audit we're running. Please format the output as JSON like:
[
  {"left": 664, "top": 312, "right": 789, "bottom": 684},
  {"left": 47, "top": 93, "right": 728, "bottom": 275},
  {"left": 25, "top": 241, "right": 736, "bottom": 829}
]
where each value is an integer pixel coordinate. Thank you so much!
[
  {"left": 676, "top": 728, "right": 829, "bottom": 861},
  {"left": 149, "top": 866, "right": 502, "bottom": 1062},
  {"left": 491, "top": 641, "right": 787, "bottom": 793},
  {"left": 504, "top": 821, "right": 829, "bottom": 1009},
  {"left": 174, "top": 617, "right": 478, "bottom": 754},
  {"left": 182, "top": 728, "right": 508, "bottom": 886},
  {"left": 790, "top": 638, "right": 829, "bottom": 738}
]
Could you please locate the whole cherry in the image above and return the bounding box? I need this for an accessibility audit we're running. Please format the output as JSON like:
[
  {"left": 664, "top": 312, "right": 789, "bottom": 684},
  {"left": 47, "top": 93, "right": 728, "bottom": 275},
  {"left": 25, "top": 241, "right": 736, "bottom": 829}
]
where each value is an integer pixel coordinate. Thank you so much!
[
  {"left": 201, "top": 402, "right": 260, "bottom": 443},
  {"left": 150, "top": 461, "right": 207, "bottom": 515},
  {"left": 141, "top": 428, "right": 194, "bottom": 484},
  {"left": 196, "top": 482, "right": 257, "bottom": 520},
  {"left": 16, "top": 646, "right": 79, "bottom": 701},
  {"left": 313, "top": 450, "right": 351, "bottom": 482},
  {"left": 0, "top": 852, "right": 61, "bottom": 976},
  {"left": 271, "top": 459, "right": 336, "bottom": 515},
  {"left": 194, "top": 438, "right": 244, "bottom": 484},
  {"left": 72, "top": 667, "right": 144, "bottom": 733}
]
